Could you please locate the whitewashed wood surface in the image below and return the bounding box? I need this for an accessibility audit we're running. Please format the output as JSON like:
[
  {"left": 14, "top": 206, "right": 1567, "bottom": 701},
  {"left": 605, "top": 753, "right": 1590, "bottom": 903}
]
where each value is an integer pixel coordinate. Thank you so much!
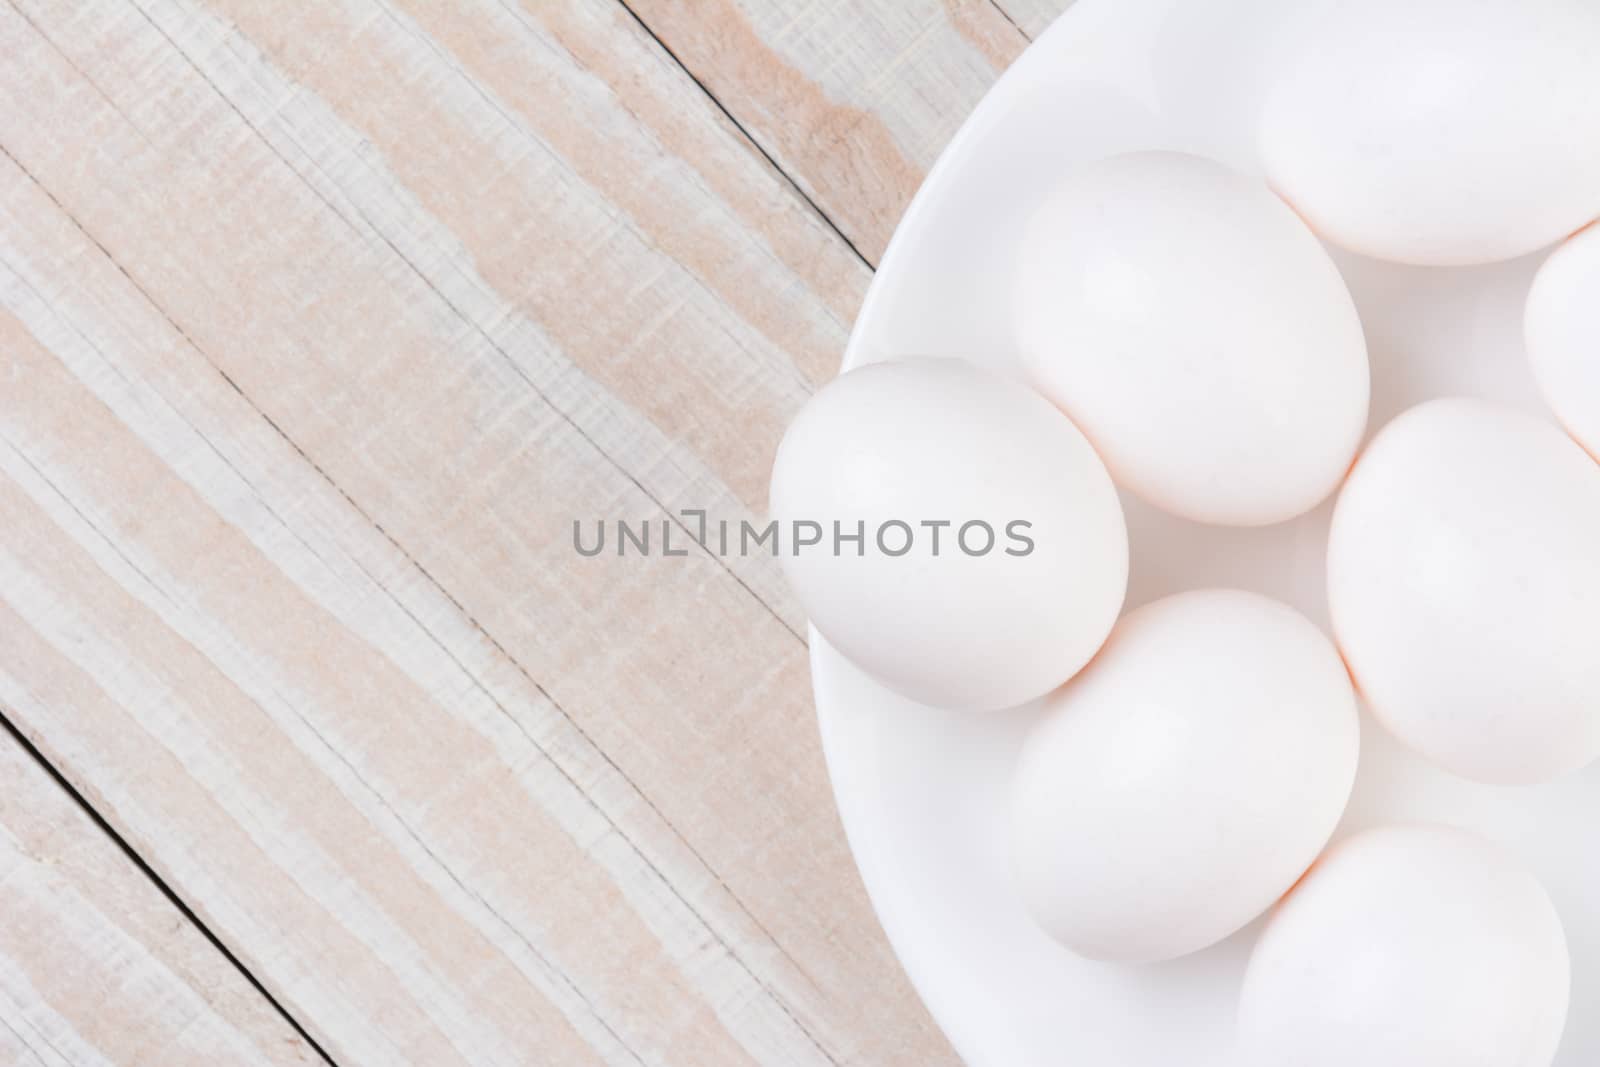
[{"left": 0, "top": 0, "right": 1069, "bottom": 1063}]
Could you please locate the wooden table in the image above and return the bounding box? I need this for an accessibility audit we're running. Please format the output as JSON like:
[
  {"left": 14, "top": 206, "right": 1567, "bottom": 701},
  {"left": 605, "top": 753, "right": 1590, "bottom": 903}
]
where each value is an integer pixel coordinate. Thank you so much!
[{"left": 0, "top": 1, "right": 1068, "bottom": 1063}]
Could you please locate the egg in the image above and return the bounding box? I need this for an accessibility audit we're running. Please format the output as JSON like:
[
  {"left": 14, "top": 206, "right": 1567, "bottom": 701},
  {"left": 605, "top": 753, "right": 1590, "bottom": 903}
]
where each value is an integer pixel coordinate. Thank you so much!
[
  {"left": 1527, "top": 223, "right": 1600, "bottom": 460},
  {"left": 1260, "top": 0, "right": 1600, "bottom": 266},
  {"left": 1327, "top": 398, "right": 1600, "bottom": 785},
  {"left": 1009, "top": 589, "right": 1358, "bottom": 963},
  {"left": 769, "top": 357, "right": 1127, "bottom": 712},
  {"left": 1013, "top": 151, "right": 1368, "bottom": 527},
  {"left": 1239, "top": 825, "right": 1570, "bottom": 1067}
]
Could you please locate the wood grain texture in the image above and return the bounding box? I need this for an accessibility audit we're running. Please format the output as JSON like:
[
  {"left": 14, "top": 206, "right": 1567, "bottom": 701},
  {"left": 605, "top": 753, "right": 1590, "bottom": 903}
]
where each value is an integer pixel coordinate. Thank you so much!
[
  {"left": 0, "top": 0, "right": 1049, "bottom": 1062},
  {"left": 0, "top": 731, "right": 318, "bottom": 1067},
  {"left": 623, "top": 0, "right": 1035, "bottom": 261}
]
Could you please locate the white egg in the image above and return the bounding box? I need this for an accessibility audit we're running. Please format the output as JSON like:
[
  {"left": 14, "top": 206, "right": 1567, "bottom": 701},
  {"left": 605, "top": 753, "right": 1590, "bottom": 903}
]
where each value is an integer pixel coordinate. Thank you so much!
[
  {"left": 1239, "top": 825, "right": 1570, "bottom": 1067},
  {"left": 769, "top": 357, "right": 1127, "bottom": 712},
  {"left": 1327, "top": 398, "right": 1600, "bottom": 785},
  {"left": 1013, "top": 151, "right": 1368, "bottom": 527},
  {"left": 1009, "top": 589, "right": 1358, "bottom": 963},
  {"left": 1527, "top": 223, "right": 1600, "bottom": 460},
  {"left": 1260, "top": 0, "right": 1600, "bottom": 266}
]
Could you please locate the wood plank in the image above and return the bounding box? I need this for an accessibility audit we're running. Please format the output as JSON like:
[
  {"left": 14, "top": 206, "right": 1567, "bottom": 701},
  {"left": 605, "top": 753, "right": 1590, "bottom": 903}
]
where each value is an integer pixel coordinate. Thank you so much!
[
  {"left": 0, "top": 727, "right": 319, "bottom": 1067},
  {"left": 620, "top": 0, "right": 1037, "bottom": 260},
  {"left": 0, "top": 324, "right": 645, "bottom": 1065},
  {"left": 0, "top": 1, "right": 955, "bottom": 1064}
]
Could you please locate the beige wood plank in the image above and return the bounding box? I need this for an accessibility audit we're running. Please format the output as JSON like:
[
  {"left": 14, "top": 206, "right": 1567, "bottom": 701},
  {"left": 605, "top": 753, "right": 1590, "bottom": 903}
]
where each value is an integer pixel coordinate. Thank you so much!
[
  {"left": 0, "top": 728, "right": 319, "bottom": 1067},
  {"left": 621, "top": 0, "right": 1034, "bottom": 260},
  {"left": 0, "top": 325, "right": 642, "bottom": 1065},
  {"left": 0, "top": 1, "right": 956, "bottom": 1064}
]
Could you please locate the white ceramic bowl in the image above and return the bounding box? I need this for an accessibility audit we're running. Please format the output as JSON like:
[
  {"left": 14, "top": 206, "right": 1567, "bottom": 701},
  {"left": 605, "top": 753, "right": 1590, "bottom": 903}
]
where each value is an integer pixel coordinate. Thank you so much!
[{"left": 812, "top": 0, "right": 1600, "bottom": 1062}]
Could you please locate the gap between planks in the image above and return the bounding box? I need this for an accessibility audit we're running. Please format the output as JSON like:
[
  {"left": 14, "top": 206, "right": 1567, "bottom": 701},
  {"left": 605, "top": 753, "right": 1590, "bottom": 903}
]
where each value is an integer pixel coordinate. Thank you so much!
[{"left": 0, "top": 703, "right": 339, "bottom": 1067}]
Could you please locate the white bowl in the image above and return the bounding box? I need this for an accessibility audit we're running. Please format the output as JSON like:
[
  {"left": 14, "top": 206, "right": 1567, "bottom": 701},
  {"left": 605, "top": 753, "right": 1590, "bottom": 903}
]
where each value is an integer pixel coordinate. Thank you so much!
[{"left": 813, "top": 0, "right": 1600, "bottom": 1062}]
